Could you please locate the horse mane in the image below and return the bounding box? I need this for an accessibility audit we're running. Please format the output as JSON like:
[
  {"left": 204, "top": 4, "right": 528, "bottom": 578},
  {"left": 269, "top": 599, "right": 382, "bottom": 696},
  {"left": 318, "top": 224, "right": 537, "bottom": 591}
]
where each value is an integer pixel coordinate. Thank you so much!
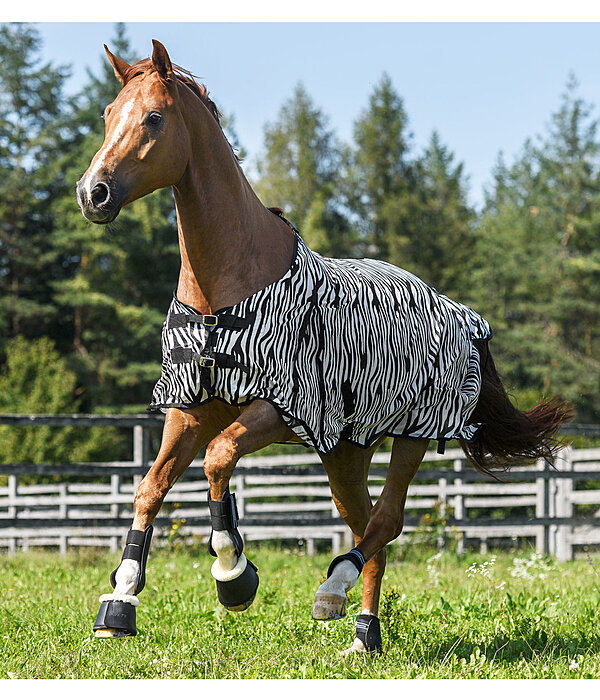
[{"left": 121, "top": 58, "right": 241, "bottom": 161}]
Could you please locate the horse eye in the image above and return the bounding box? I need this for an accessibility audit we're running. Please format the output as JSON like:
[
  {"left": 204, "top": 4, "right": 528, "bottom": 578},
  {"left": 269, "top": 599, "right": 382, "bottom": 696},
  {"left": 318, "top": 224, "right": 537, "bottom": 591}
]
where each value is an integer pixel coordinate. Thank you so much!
[{"left": 147, "top": 112, "right": 162, "bottom": 126}]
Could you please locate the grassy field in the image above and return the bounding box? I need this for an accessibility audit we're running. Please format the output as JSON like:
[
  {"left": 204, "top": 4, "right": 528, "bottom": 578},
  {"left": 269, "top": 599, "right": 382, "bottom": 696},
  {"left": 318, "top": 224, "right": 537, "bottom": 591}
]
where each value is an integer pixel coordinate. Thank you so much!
[{"left": 1, "top": 543, "right": 600, "bottom": 679}]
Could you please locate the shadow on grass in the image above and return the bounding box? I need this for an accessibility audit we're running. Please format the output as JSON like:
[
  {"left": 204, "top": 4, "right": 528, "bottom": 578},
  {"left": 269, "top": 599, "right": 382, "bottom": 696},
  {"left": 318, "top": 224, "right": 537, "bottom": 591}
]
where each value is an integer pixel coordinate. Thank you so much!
[{"left": 411, "top": 630, "right": 600, "bottom": 665}]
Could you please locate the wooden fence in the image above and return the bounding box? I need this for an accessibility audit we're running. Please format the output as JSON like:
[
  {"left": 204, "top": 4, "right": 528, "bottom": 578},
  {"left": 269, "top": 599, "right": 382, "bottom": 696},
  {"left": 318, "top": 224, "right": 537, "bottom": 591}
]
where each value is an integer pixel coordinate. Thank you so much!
[{"left": 1, "top": 415, "right": 600, "bottom": 560}]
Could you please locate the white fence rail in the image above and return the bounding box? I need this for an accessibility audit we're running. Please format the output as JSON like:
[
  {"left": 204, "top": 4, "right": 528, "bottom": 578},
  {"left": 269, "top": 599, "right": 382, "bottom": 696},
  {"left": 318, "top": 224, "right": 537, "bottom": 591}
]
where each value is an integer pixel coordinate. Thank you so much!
[{"left": 1, "top": 415, "right": 600, "bottom": 560}]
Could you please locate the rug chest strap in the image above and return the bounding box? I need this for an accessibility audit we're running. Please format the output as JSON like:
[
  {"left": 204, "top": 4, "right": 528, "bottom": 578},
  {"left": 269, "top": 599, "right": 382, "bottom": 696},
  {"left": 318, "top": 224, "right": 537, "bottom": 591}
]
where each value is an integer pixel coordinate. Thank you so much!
[
  {"left": 170, "top": 346, "right": 249, "bottom": 373},
  {"left": 168, "top": 312, "right": 254, "bottom": 331}
]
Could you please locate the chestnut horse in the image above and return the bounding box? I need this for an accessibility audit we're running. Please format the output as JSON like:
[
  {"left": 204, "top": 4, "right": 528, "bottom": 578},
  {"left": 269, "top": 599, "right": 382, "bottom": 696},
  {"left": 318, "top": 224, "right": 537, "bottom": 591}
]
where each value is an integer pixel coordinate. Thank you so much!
[{"left": 77, "top": 40, "right": 570, "bottom": 655}]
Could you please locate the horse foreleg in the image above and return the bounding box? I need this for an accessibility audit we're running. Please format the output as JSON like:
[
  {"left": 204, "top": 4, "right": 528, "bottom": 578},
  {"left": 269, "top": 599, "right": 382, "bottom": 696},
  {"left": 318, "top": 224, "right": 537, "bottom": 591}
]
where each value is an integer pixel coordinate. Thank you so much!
[
  {"left": 313, "top": 443, "right": 386, "bottom": 655},
  {"left": 202, "top": 399, "right": 296, "bottom": 611},
  {"left": 93, "top": 405, "right": 227, "bottom": 638}
]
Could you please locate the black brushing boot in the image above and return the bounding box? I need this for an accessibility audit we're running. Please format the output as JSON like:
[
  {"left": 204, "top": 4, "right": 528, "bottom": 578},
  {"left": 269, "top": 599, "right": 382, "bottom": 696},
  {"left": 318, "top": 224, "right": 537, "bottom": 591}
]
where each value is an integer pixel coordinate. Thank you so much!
[
  {"left": 355, "top": 613, "right": 383, "bottom": 653},
  {"left": 93, "top": 525, "right": 153, "bottom": 637},
  {"left": 208, "top": 488, "right": 259, "bottom": 611}
]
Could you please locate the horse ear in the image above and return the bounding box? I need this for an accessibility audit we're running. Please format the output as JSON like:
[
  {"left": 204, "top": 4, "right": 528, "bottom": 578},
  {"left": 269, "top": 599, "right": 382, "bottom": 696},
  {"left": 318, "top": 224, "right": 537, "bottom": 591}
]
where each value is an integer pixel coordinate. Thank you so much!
[
  {"left": 151, "top": 39, "right": 173, "bottom": 81},
  {"left": 104, "top": 45, "right": 131, "bottom": 85}
]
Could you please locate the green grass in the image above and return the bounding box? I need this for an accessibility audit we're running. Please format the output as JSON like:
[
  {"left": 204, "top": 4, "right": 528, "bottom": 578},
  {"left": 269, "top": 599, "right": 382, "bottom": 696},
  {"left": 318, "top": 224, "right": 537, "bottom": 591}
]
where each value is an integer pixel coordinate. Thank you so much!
[{"left": 1, "top": 544, "right": 600, "bottom": 678}]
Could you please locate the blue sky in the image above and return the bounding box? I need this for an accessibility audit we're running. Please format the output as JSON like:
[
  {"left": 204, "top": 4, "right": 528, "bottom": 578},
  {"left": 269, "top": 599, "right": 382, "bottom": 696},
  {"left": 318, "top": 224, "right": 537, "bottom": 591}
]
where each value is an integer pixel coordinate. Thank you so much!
[{"left": 31, "top": 21, "right": 600, "bottom": 209}]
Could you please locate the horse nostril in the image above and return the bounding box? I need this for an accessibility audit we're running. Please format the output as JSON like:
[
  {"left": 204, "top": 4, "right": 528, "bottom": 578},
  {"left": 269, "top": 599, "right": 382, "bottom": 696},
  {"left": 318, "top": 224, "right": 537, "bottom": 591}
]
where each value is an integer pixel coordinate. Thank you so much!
[{"left": 91, "top": 182, "right": 111, "bottom": 208}]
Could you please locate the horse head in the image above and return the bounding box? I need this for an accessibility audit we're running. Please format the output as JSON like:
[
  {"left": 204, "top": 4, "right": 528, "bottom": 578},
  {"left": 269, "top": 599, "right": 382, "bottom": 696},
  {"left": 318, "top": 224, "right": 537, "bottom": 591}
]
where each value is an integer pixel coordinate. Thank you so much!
[{"left": 76, "top": 40, "right": 192, "bottom": 224}]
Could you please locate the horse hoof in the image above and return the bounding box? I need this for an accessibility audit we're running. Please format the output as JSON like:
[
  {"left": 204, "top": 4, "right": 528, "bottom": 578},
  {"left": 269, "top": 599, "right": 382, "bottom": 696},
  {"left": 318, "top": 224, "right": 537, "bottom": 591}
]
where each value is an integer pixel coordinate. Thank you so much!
[
  {"left": 93, "top": 600, "right": 137, "bottom": 637},
  {"left": 312, "top": 592, "right": 346, "bottom": 620},
  {"left": 223, "top": 591, "right": 257, "bottom": 612},
  {"left": 94, "top": 628, "right": 130, "bottom": 639}
]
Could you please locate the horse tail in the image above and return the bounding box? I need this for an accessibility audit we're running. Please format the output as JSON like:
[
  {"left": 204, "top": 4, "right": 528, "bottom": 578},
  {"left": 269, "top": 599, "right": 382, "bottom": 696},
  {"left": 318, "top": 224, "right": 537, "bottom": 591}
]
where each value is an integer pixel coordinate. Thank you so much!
[{"left": 459, "top": 340, "right": 573, "bottom": 478}]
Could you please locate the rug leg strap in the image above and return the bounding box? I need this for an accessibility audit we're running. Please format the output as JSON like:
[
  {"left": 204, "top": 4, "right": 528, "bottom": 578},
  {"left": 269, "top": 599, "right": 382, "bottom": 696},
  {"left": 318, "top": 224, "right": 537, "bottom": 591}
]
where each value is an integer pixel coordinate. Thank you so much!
[
  {"left": 207, "top": 488, "right": 244, "bottom": 558},
  {"left": 355, "top": 614, "right": 383, "bottom": 653},
  {"left": 93, "top": 600, "right": 137, "bottom": 636},
  {"left": 109, "top": 525, "right": 153, "bottom": 594},
  {"left": 327, "top": 547, "right": 367, "bottom": 578}
]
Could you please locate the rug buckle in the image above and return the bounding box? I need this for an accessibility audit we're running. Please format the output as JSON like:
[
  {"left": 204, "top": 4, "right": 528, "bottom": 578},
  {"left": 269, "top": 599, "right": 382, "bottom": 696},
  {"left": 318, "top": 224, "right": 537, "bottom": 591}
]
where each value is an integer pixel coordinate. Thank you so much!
[
  {"left": 202, "top": 314, "right": 219, "bottom": 327},
  {"left": 199, "top": 357, "right": 216, "bottom": 368}
]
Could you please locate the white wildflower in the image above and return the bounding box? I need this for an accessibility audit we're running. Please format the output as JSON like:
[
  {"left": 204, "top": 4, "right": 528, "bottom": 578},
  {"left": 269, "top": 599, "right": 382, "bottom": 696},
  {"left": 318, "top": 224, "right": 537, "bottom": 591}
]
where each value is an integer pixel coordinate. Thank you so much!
[
  {"left": 426, "top": 551, "right": 443, "bottom": 586},
  {"left": 466, "top": 556, "right": 496, "bottom": 579},
  {"left": 510, "top": 552, "right": 554, "bottom": 581}
]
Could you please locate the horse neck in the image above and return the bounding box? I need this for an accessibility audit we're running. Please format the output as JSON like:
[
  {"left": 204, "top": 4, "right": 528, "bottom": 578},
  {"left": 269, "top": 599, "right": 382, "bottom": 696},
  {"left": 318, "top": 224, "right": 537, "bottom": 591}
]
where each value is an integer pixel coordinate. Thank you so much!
[{"left": 172, "top": 94, "right": 293, "bottom": 314}]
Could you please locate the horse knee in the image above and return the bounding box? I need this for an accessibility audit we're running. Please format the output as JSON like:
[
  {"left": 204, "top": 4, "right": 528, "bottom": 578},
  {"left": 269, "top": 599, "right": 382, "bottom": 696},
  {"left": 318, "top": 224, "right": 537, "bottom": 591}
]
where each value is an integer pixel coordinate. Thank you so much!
[
  {"left": 203, "top": 432, "right": 240, "bottom": 486},
  {"left": 133, "top": 473, "right": 168, "bottom": 520}
]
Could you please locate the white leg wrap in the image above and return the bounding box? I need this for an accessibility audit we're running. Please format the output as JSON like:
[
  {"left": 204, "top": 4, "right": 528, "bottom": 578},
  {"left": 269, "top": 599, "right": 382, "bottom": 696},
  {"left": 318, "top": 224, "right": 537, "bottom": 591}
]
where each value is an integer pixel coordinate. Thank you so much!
[
  {"left": 316, "top": 560, "right": 359, "bottom": 598},
  {"left": 210, "top": 529, "right": 239, "bottom": 574},
  {"left": 342, "top": 637, "right": 368, "bottom": 658},
  {"left": 342, "top": 609, "right": 375, "bottom": 654},
  {"left": 211, "top": 553, "right": 248, "bottom": 582},
  {"left": 99, "top": 559, "right": 140, "bottom": 606}
]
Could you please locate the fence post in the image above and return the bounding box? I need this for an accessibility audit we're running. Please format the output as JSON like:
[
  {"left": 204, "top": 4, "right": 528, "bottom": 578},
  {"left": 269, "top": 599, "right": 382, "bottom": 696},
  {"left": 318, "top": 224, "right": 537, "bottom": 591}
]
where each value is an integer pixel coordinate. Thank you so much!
[
  {"left": 332, "top": 531, "right": 341, "bottom": 555},
  {"left": 548, "top": 460, "right": 559, "bottom": 557},
  {"left": 453, "top": 458, "right": 464, "bottom": 554},
  {"left": 131, "top": 423, "right": 150, "bottom": 547},
  {"left": 8, "top": 475, "right": 17, "bottom": 554},
  {"left": 133, "top": 424, "right": 150, "bottom": 472},
  {"left": 110, "top": 474, "right": 121, "bottom": 519},
  {"left": 110, "top": 474, "right": 121, "bottom": 552},
  {"left": 555, "top": 446, "right": 573, "bottom": 562},
  {"left": 58, "top": 483, "right": 67, "bottom": 520},
  {"left": 535, "top": 458, "right": 548, "bottom": 555},
  {"left": 344, "top": 525, "right": 354, "bottom": 550},
  {"left": 236, "top": 474, "right": 246, "bottom": 519},
  {"left": 438, "top": 477, "right": 447, "bottom": 549}
]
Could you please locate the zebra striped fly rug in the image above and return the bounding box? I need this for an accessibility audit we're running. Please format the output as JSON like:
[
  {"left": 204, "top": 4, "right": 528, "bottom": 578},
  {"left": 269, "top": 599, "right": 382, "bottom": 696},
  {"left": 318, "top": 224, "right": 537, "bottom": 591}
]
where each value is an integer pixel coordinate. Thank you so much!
[{"left": 148, "top": 221, "right": 492, "bottom": 455}]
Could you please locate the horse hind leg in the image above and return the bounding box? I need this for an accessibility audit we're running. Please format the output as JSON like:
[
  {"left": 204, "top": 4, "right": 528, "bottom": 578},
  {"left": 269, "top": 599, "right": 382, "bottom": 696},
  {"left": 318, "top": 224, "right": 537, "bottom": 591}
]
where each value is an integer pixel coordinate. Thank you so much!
[
  {"left": 353, "top": 437, "right": 429, "bottom": 563},
  {"left": 312, "top": 442, "right": 386, "bottom": 656},
  {"left": 93, "top": 404, "right": 229, "bottom": 639},
  {"left": 314, "top": 437, "right": 429, "bottom": 654}
]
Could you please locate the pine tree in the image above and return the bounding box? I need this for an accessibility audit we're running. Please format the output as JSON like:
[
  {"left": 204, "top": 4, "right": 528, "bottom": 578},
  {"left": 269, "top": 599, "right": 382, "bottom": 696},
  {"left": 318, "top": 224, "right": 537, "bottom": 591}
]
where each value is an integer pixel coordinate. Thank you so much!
[
  {"left": 472, "top": 77, "right": 600, "bottom": 419},
  {"left": 404, "top": 131, "right": 476, "bottom": 296},
  {"left": 0, "top": 23, "right": 70, "bottom": 349},
  {"left": 350, "top": 73, "right": 413, "bottom": 259},
  {"left": 255, "top": 83, "right": 354, "bottom": 257}
]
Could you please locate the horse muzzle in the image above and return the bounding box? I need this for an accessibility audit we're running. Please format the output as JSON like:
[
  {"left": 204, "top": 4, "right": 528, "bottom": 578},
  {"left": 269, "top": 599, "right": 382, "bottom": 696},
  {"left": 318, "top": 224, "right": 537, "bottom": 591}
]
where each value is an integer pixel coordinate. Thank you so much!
[{"left": 76, "top": 177, "right": 123, "bottom": 224}]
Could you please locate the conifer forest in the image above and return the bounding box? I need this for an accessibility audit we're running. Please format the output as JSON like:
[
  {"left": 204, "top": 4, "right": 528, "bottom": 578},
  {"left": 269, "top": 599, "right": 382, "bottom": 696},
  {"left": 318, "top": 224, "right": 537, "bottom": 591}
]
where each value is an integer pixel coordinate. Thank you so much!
[{"left": 1, "top": 23, "right": 598, "bottom": 463}]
